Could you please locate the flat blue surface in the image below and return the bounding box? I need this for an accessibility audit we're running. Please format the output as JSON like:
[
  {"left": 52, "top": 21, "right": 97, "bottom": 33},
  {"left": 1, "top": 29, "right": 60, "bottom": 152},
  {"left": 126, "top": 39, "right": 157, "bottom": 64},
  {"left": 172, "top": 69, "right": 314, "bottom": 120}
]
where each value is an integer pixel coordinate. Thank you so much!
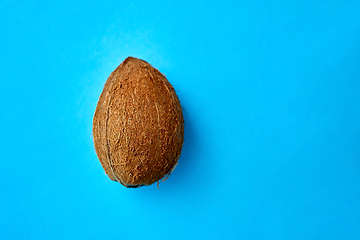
[{"left": 1, "top": 1, "right": 360, "bottom": 239}]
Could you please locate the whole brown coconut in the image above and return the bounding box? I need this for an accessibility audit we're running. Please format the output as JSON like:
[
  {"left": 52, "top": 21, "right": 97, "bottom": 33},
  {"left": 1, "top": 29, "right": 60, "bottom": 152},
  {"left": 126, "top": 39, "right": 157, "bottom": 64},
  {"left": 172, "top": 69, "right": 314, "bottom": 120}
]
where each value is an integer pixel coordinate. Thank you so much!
[{"left": 93, "top": 57, "right": 184, "bottom": 188}]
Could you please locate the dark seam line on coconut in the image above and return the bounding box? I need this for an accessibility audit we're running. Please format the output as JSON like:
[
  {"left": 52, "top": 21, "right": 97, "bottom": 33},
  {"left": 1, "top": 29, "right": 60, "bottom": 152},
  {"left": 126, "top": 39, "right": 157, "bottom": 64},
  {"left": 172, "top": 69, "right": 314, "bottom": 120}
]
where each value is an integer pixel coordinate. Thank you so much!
[
  {"left": 105, "top": 76, "right": 119, "bottom": 182},
  {"left": 146, "top": 72, "right": 158, "bottom": 178},
  {"left": 150, "top": 72, "right": 162, "bottom": 182}
]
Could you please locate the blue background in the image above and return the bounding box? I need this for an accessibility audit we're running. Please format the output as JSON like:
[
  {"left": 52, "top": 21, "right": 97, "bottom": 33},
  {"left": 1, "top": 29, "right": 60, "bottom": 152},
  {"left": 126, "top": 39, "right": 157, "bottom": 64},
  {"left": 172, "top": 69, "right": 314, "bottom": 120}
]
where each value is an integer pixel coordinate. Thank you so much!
[{"left": 1, "top": 1, "right": 360, "bottom": 239}]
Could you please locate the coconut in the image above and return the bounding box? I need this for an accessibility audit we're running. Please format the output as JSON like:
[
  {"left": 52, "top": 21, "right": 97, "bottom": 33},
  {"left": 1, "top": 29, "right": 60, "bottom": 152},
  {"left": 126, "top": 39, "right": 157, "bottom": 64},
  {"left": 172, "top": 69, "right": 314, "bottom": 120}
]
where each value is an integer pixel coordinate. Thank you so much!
[{"left": 92, "top": 57, "right": 184, "bottom": 188}]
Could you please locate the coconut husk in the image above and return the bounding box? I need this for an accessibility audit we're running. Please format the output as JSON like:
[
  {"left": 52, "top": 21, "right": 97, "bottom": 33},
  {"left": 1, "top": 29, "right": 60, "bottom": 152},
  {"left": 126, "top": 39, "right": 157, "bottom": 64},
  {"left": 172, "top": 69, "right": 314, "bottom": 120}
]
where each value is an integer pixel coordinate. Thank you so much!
[{"left": 93, "top": 57, "right": 184, "bottom": 188}]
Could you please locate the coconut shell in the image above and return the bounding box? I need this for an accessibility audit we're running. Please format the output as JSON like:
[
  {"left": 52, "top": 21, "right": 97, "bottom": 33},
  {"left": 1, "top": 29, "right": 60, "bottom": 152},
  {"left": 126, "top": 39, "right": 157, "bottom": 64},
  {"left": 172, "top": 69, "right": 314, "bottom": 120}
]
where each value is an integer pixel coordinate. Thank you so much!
[{"left": 92, "top": 57, "right": 184, "bottom": 188}]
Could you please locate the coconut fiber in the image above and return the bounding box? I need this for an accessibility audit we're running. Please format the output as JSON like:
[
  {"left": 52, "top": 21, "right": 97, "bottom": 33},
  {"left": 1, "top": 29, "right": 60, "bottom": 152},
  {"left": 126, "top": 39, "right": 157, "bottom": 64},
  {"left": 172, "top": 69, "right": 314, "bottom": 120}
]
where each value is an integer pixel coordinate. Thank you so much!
[{"left": 93, "top": 57, "right": 184, "bottom": 188}]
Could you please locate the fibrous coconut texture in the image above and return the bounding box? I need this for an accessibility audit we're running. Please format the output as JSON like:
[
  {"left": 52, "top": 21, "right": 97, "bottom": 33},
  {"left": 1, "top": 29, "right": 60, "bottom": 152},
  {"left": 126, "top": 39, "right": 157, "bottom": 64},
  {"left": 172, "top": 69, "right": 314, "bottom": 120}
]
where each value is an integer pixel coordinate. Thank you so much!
[{"left": 93, "top": 57, "right": 184, "bottom": 188}]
